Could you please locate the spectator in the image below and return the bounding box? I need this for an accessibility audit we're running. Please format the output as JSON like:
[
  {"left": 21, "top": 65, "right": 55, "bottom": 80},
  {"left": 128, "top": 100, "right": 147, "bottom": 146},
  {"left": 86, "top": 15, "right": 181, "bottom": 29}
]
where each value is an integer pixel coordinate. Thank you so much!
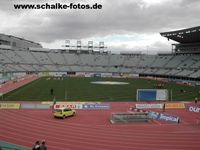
[
  {"left": 163, "top": 103, "right": 166, "bottom": 112},
  {"left": 195, "top": 97, "right": 198, "bottom": 104},
  {"left": 50, "top": 88, "right": 54, "bottom": 96},
  {"left": 40, "top": 140, "right": 47, "bottom": 150},
  {"left": 32, "top": 141, "right": 40, "bottom": 150},
  {"left": 177, "top": 118, "right": 180, "bottom": 124}
]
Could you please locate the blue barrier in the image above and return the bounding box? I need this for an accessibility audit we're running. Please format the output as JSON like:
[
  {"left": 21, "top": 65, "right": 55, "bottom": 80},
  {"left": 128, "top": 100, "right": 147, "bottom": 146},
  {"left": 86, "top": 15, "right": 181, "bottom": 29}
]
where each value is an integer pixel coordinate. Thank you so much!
[
  {"left": 158, "top": 113, "right": 179, "bottom": 123},
  {"left": 148, "top": 111, "right": 179, "bottom": 123},
  {"left": 147, "top": 111, "right": 160, "bottom": 119}
]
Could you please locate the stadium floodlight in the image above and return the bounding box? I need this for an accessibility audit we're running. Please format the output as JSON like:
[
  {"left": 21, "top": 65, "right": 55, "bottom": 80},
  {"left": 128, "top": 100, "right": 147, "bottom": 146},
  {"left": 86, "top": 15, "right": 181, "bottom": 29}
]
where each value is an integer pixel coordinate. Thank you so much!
[
  {"left": 77, "top": 40, "right": 81, "bottom": 50},
  {"left": 65, "top": 40, "right": 70, "bottom": 49},
  {"left": 99, "top": 42, "right": 104, "bottom": 52},
  {"left": 88, "top": 41, "right": 93, "bottom": 50}
]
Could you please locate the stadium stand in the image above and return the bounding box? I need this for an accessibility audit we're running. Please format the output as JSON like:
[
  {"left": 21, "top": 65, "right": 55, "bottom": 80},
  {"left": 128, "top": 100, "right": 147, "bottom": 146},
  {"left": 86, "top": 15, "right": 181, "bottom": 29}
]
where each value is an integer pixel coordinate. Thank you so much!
[
  {"left": 151, "top": 55, "right": 173, "bottom": 67},
  {"left": 190, "top": 70, "right": 200, "bottom": 78},
  {"left": 123, "top": 55, "right": 141, "bottom": 67},
  {"left": 137, "top": 55, "right": 155, "bottom": 67},
  {"left": 0, "top": 26, "right": 200, "bottom": 81}
]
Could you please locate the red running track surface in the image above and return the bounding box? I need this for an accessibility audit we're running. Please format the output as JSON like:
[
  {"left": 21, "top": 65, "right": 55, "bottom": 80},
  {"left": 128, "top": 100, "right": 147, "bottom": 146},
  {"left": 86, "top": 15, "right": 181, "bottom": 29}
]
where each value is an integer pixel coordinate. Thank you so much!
[
  {"left": 0, "top": 75, "right": 38, "bottom": 94},
  {"left": 0, "top": 102, "right": 200, "bottom": 150}
]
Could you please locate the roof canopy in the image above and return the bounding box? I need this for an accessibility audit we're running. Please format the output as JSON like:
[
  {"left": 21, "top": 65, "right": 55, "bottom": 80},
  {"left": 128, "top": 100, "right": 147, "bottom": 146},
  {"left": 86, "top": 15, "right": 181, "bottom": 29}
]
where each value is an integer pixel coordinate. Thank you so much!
[{"left": 160, "top": 26, "right": 200, "bottom": 43}]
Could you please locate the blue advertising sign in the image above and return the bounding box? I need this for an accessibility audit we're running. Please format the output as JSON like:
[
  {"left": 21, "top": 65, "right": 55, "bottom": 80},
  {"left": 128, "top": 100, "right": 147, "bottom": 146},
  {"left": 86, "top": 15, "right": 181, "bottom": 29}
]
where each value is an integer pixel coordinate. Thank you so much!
[
  {"left": 147, "top": 111, "right": 179, "bottom": 123},
  {"left": 147, "top": 111, "right": 160, "bottom": 119},
  {"left": 82, "top": 104, "right": 110, "bottom": 110},
  {"left": 187, "top": 106, "right": 200, "bottom": 113},
  {"left": 158, "top": 113, "right": 179, "bottom": 123}
]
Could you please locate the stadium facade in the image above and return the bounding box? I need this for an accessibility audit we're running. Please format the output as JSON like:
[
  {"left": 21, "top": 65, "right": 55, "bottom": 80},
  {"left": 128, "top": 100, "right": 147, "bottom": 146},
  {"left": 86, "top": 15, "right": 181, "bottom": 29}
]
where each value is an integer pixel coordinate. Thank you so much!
[
  {"left": 0, "top": 26, "right": 200, "bottom": 82},
  {"left": 0, "top": 33, "right": 42, "bottom": 50}
]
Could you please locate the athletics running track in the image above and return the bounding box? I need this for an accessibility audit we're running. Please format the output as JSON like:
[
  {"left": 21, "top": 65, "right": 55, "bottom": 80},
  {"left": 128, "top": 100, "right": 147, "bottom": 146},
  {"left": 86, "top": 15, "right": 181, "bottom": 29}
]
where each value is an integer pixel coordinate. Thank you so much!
[
  {"left": 0, "top": 75, "right": 38, "bottom": 94},
  {"left": 0, "top": 102, "right": 200, "bottom": 150}
]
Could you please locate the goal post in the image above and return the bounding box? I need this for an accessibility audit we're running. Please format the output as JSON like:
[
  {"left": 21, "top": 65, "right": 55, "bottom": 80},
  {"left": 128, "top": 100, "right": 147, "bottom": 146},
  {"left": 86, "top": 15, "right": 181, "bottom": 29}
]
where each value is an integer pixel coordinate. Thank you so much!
[{"left": 136, "top": 89, "right": 169, "bottom": 101}]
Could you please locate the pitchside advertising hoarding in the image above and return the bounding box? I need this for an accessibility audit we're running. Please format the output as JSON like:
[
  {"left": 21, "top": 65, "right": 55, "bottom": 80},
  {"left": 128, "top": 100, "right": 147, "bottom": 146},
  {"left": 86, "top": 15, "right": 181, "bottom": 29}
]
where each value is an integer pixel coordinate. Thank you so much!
[
  {"left": 147, "top": 111, "right": 180, "bottom": 123},
  {"left": 187, "top": 105, "right": 200, "bottom": 113},
  {"left": 0, "top": 103, "right": 20, "bottom": 109},
  {"left": 54, "top": 103, "right": 83, "bottom": 109},
  {"left": 147, "top": 111, "right": 160, "bottom": 119},
  {"left": 135, "top": 103, "right": 185, "bottom": 109},
  {"left": 135, "top": 104, "right": 162, "bottom": 109},
  {"left": 165, "top": 103, "right": 185, "bottom": 109},
  {"left": 82, "top": 104, "right": 110, "bottom": 110},
  {"left": 47, "top": 101, "right": 110, "bottom": 110},
  {"left": 158, "top": 113, "right": 179, "bottom": 123},
  {"left": 21, "top": 104, "right": 49, "bottom": 109}
]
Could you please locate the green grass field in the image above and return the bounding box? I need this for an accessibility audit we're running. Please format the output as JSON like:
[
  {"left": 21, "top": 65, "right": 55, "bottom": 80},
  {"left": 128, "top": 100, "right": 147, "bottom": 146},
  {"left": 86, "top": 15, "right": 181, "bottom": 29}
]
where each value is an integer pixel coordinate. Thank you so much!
[{"left": 3, "top": 77, "right": 200, "bottom": 102}]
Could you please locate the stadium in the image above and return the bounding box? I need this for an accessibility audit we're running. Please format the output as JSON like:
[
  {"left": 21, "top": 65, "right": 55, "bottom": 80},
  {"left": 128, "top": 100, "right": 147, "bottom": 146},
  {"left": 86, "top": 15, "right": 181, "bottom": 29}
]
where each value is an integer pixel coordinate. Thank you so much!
[{"left": 0, "top": 25, "right": 200, "bottom": 150}]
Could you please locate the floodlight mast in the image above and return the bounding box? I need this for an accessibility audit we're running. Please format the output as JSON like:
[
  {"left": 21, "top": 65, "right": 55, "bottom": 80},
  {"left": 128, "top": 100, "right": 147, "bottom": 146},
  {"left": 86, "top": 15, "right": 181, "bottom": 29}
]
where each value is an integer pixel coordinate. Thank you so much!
[
  {"left": 63, "top": 40, "right": 107, "bottom": 52},
  {"left": 65, "top": 40, "right": 70, "bottom": 49},
  {"left": 99, "top": 42, "right": 105, "bottom": 52},
  {"left": 77, "top": 40, "right": 81, "bottom": 50},
  {"left": 88, "top": 41, "right": 93, "bottom": 51}
]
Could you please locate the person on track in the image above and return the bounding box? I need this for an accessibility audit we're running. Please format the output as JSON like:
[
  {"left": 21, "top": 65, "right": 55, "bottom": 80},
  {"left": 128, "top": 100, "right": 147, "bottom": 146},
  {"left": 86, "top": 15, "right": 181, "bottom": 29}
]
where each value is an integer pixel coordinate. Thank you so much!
[
  {"left": 32, "top": 141, "right": 40, "bottom": 150},
  {"left": 50, "top": 88, "right": 54, "bottom": 96},
  {"left": 163, "top": 103, "right": 166, "bottom": 112},
  {"left": 40, "top": 140, "right": 47, "bottom": 150}
]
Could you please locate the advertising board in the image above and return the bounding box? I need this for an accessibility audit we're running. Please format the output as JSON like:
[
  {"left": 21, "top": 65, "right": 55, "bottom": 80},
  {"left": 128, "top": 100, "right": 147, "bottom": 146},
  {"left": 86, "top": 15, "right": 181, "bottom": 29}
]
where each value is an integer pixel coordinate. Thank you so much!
[
  {"left": 0, "top": 103, "right": 20, "bottom": 109},
  {"left": 82, "top": 104, "right": 110, "bottom": 110},
  {"left": 147, "top": 111, "right": 180, "bottom": 123},
  {"left": 165, "top": 103, "right": 185, "bottom": 109},
  {"left": 187, "top": 106, "right": 200, "bottom": 113},
  {"left": 135, "top": 104, "right": 162, "bottom": 109}
]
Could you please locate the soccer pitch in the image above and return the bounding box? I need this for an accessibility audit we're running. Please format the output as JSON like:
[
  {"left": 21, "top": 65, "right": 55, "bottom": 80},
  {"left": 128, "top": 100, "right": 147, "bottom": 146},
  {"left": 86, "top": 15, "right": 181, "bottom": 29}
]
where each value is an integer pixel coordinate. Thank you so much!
[{"left": 3, "top": 77, "right": 200, "bottom": 102}]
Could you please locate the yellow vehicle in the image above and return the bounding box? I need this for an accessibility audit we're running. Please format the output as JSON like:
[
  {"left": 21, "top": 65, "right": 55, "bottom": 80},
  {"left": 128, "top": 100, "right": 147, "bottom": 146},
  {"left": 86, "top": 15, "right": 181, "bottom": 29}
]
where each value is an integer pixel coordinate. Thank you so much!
[{"left": 53, "top": 107, "right": 76, "bottom": 119}]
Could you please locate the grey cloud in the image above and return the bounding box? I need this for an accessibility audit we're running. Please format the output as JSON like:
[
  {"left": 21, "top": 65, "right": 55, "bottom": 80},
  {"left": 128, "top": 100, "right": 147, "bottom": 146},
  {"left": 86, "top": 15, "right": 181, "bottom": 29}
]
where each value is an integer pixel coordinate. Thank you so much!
[{"left": 0, "top": 0, "right": 200, "bottom": 44}]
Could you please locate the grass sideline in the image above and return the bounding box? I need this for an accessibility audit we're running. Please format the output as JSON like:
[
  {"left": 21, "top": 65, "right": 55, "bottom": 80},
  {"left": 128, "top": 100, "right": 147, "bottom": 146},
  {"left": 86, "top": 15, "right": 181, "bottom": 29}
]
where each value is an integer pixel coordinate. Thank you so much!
[{"left": 3, "top": 77, "right": 200, "bottom": 102}]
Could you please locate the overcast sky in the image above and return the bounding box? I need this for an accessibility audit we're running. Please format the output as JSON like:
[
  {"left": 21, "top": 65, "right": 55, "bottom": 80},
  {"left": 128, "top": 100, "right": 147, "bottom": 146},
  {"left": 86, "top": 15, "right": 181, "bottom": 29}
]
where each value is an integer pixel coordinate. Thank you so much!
[{"left": 1, "top": 0, "right": 200, "bottom": 54}]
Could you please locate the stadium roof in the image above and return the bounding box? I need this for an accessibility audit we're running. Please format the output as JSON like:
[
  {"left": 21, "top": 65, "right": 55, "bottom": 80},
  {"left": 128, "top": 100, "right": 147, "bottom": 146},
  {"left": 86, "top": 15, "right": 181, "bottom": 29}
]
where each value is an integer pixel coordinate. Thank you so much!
[
  {"left": 0, "top": 33, "right": 42, "bottom": 47},
  {"left": 160, "top": 26, "right": 200, "bottom": 43}
]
